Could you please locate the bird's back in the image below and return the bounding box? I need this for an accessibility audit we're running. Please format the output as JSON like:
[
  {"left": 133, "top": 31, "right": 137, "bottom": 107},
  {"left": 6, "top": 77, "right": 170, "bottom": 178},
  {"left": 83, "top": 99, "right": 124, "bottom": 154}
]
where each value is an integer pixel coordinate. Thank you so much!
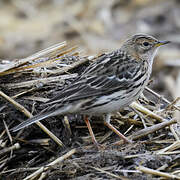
[
  {"left": 44, "top": 49, "right": 149, "bottom": 114},
  {"left": 13, "top": 33, "right": 168, "bottom": 132}
]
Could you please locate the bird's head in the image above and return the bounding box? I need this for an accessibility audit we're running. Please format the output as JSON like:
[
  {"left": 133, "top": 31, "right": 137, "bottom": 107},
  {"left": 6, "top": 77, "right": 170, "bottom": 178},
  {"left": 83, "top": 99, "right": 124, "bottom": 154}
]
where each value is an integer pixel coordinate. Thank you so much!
[{"left": 121, "top": 34, "right": 170, "bottom": 64}]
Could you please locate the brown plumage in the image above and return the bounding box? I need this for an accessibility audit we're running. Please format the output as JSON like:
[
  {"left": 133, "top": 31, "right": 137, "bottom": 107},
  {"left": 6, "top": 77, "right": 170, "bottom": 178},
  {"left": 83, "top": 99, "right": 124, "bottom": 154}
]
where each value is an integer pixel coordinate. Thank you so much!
[{"left": 12, "top": 34, "right": 170, "bottom": 146}]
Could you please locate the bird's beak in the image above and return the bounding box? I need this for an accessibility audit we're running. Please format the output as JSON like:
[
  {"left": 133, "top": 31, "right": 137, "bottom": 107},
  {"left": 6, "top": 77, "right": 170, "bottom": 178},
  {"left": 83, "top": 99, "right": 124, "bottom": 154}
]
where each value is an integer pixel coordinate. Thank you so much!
[{"left": 155, "top": 40, "right": 171, "bottom": 47}]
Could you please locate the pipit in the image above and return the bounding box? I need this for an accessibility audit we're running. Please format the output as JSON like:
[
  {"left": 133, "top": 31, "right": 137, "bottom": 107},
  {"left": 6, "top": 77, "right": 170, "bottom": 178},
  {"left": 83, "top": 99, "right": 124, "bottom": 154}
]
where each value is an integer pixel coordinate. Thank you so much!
[{"left": 12, "top": 34, "right": 170, "bottom": 146}]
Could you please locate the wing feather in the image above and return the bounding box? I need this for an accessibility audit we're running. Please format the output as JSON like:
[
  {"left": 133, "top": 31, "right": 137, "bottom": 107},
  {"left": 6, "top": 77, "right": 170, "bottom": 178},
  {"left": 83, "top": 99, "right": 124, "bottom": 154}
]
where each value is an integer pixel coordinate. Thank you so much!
[{"left": 45, "top": 50, "right": 144, "bottom": 106}]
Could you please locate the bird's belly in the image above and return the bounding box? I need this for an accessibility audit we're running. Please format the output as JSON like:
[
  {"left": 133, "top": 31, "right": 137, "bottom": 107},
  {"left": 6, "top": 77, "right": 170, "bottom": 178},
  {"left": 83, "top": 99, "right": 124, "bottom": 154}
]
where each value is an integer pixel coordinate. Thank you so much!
[
  {"left": 92, "top": 98, "right": 133, "bottom": 114},
  {"left": 81, "top": 89, "right": 141, "bottom": 115}
]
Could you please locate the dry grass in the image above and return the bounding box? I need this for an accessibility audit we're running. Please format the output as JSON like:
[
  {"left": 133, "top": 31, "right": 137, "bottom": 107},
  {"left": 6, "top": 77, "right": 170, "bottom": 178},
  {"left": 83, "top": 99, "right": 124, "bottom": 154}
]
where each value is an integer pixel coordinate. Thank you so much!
[
  {"left": 0, "top": 0, "right": 180, "bottom": 179},
  {"left": 0, "top": 42, "right": 179, "bottom": 179}
]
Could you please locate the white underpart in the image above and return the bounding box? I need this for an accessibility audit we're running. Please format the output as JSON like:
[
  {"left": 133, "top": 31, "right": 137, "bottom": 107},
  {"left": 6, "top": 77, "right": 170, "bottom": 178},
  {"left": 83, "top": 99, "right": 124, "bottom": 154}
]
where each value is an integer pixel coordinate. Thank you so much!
[
  {"left": 146, "top": 47, "right": 159, "bottom": 74},
  {"left": 83, "top": 47, "right": 159, "bottom": 115},
  {"left": 83, "top": 89, "right": 140, "bottom": 114}
]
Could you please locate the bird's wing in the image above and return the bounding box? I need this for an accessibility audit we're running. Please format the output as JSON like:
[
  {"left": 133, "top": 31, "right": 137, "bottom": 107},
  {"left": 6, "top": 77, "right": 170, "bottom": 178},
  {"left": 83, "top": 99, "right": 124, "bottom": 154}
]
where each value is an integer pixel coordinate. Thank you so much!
[
  {"left": 46, "top": 50, "right": 145, "bottom": 105},
  {"left": 11, "top": 50, "right": 145, "bottom": 132}
]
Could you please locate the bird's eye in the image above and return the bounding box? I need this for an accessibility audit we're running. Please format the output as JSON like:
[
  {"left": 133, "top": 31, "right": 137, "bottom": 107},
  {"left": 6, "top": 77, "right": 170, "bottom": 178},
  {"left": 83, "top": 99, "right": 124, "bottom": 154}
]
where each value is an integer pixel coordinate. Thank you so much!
[{"left": 143, "top": 42, "right": 149, "bottom": 46}]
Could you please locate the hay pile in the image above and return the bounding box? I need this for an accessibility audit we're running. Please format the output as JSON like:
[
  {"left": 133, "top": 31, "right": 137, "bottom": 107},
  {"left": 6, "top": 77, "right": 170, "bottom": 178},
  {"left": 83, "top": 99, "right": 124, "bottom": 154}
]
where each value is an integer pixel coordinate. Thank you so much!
[
  {"left": 0, "top": 0, "right": 180, "bottom": 179},
  {"left": 0, "top": 41, "right": 179, "bottom": 179}
]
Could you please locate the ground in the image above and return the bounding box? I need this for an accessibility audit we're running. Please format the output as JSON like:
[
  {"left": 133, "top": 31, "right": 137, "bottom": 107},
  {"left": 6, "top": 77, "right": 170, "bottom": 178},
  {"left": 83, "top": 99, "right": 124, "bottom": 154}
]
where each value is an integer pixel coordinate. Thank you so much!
[{"left": 0, "top": 0, "right": 180, "bottom": 179}]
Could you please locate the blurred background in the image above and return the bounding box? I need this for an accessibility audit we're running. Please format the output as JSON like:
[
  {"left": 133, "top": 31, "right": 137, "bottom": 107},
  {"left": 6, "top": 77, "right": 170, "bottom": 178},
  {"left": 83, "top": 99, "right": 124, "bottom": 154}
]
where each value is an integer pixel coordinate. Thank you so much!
[
  {"left": 0, "top": 1, "right": 180, "bottom": 179},
  {"left": 0, "top": 0, "right": 180, "bottom": 101}
]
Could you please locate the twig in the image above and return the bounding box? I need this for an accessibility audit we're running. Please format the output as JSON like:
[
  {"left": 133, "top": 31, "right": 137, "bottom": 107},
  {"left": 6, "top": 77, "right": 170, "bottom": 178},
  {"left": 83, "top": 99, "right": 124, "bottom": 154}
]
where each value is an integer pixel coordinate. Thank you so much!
[
  {"left": 130, "top": 107, "right": 148, "bottom": 128},
  {"left": 145, "top": 87, "right": 180, "bottom": 111},
  {"left": 0, "top": 167, "right": 40, "bottom": 175},
  {"left": 3, "top": 120, "right": 14, "bottom": 157},
  {"left": 63, "top": 116, "right": 72, "bottom": 136},
  {"left": 6, "top": 46, "right": 78, "bottom": 74},
  {"left": 124, "top": 125, "right": 134, "bottom": 135},
  {"left": 156, "top": 150, "right": 180, "bottom": 155},
  {"left": 0, "top": 90, "right": 64, "bottom": 147},
  {"left": 130, "top": 101, "right": 164, "bottom": 122},
  {"left": 50, "top": 56, "right": 92, "bottom": 75},
  {"left": 114, "top": 169, "right": 141, "bottom": 174},
  {"left": 0, "top": 41, "right": 67, "bottom": 75},
  {"left": 0, "top": 143, "right": 20, "bottom": 156},
  {"left": 3, "top": 120, "right": 13, "bottom": 144},
  {"left": 12, "top": 88, "right": 38, "bottom": 99},
  {"left": 23, "top": 149, "right": 76, "bottom": 180},
  {"left": 0, "top": 105, "right": 6, "bottom": 112},
  {"left": 130, "top": 118, "right": 177, "bottom": 140},
  {"left": 172, "top": 170, "right": 180, "bottom": 176},
  {"left": 137, "top": 166, "right": 180, "bottom": 179},
  {"left": 38, "top": 172, "right": 47, "bottom": 180},
  {"left": 169, "top": 124, "right": 179, "bottom": 141},
  {"left": 23, "top": 96, "right": 49, "bottom": 103},
  {"left": 5, "top": 74, "right": 77, "bottom": 89},
  {"left": 155, "top": 140, "right": 180, "bottom": 155},
  {"left": 124, "top": 153, "right": 151, "bottom": 159},
  {"left": 113, "top": 118, "right": 177, "bottom": 145},
  {"left": 98, "top": 131, "right": 113, "bottom": 143},
  {"left": 164, "top": 97, "right": 180, "bottom": 111},
  {"left": 90, "top": 166, "right": 129, "bottom": 180}
]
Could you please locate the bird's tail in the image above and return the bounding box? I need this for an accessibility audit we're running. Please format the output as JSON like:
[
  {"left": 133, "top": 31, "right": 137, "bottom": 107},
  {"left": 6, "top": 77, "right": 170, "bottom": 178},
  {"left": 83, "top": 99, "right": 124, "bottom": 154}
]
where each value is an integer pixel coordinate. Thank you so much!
[{"left": 11, "top": 105, "right": 72, "bottom": 132}]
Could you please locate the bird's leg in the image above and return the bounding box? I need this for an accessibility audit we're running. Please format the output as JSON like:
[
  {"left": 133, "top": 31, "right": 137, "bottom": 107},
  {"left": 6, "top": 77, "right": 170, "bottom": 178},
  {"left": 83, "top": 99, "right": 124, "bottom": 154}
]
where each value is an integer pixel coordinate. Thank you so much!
[
  {"left": 104, "top": 114, "right": 131, "bottom": 143},
  {"left": 84, "top": 115, "right": 99, "bottom": 147}
]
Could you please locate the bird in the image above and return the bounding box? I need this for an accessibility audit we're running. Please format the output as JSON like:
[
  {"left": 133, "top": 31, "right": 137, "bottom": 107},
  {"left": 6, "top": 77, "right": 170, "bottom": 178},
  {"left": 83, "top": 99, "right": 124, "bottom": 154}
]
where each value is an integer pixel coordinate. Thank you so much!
[{"left": 12, "top": 34, "right": 170, "bottom": 146}]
